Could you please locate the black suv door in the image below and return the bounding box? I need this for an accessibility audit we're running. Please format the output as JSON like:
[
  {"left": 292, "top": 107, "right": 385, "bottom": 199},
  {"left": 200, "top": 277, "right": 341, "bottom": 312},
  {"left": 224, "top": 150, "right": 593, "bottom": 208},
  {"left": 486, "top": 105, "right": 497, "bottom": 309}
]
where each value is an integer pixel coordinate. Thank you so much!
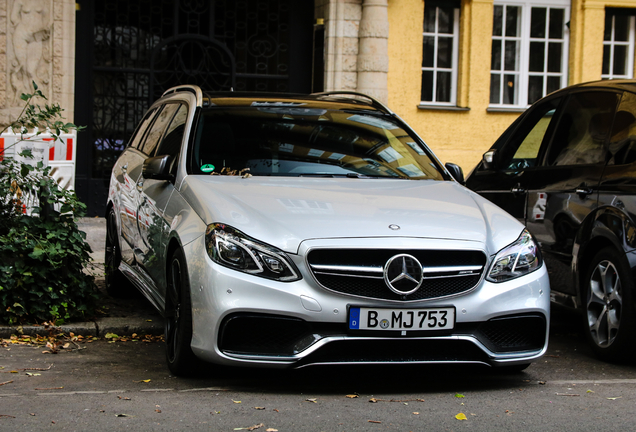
[{"left": 467, "top": 90, "right": 621, "bottom": 295}]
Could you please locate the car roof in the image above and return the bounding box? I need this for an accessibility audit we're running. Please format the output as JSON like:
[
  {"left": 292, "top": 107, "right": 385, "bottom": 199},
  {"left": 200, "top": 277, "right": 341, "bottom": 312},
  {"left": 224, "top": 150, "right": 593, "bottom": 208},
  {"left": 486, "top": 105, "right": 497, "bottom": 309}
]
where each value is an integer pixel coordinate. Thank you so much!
[
  {"left": 561, "top": 79, "right": 636, "bottom": 93},
  {"left": 160, "top": 85, "right": 393, "bottom": 114}
]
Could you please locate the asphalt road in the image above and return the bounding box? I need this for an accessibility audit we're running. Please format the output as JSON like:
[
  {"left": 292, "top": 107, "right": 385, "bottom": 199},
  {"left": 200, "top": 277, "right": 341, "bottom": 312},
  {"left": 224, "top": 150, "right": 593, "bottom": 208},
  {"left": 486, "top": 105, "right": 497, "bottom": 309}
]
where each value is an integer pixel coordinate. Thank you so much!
[{"left": 1, "top": 307, "right": 636, "bottom": 432}]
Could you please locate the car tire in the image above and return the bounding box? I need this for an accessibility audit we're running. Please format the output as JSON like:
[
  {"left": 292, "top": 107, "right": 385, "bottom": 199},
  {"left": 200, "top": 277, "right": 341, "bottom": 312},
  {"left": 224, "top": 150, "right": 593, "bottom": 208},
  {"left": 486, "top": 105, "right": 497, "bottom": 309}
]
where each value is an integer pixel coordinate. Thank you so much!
[
  {"left": 583, "top": 246, "right": 636, "bottom": 361},
  {"left": 165, "top": 248, "right": 199, "bottom": 375},
  {"left": 105, "top": 208, "right": 132, "bottom": 298}
]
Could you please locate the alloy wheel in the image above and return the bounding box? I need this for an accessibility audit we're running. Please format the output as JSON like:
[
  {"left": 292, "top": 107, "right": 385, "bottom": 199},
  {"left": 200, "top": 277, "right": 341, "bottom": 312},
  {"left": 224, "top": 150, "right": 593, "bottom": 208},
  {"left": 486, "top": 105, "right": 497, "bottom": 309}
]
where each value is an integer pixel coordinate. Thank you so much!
[{"left": 586, "top": 259, "right": 622, "bottom": 348}]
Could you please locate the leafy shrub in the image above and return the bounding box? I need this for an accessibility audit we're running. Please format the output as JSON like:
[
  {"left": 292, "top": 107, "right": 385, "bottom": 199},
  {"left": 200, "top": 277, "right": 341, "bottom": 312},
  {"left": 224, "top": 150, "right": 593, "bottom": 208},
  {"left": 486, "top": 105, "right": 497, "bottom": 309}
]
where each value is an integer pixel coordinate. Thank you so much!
[{"left": 0, "top": 83, "right": 97, "bottom": 325}]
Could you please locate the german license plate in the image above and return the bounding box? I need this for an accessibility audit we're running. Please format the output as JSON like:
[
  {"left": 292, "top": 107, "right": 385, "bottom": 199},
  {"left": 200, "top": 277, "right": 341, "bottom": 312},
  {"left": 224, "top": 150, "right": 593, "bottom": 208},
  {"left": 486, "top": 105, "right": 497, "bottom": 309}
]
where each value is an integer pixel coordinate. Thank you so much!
[{"left": 349, "top": 307, "right": 455, "bottom": 331}]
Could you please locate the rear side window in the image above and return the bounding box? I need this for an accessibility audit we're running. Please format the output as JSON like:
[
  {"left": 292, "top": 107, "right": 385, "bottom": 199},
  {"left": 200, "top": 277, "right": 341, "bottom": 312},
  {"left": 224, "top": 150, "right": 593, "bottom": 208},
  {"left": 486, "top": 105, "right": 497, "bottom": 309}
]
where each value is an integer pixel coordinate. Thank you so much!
[{"left": 546, "top": 91, "right": 619, "bottom": 166}]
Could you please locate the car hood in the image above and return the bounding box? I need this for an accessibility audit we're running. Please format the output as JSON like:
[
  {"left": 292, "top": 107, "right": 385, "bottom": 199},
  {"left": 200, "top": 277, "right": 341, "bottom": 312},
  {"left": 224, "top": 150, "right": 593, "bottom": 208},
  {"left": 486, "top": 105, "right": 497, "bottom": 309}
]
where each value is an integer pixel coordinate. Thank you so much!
[{"left": 179, "top": 176, "right": 523, "bottom": 254}]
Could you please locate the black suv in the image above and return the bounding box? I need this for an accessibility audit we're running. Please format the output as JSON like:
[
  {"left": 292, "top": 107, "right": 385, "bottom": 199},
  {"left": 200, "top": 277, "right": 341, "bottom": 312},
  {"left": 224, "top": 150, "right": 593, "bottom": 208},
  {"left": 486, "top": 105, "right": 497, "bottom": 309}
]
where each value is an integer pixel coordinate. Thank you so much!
[{"left": 466, "top": 79, "right": 636, "bottom": 361}]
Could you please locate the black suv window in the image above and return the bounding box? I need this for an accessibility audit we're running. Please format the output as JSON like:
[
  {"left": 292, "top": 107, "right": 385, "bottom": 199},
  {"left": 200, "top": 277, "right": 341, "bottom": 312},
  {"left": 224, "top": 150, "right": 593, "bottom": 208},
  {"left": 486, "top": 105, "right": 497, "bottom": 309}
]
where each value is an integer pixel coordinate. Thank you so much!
[
  {"left": 498, "top": 97, "right": 562, "bottom": 171},
  {"left": 546, "top": 91, "right": 619, "bottom": 166},
  {"left": 608, "top": 91, "right": 636, "bottom": 165}
]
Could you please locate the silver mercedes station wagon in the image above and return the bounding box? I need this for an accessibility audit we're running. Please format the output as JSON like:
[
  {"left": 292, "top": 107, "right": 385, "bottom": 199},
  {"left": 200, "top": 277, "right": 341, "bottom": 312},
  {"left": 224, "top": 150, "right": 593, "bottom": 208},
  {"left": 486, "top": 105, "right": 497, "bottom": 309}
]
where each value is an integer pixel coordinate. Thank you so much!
[{"left": 106, "top": 85, "right": 549, "bottom": 375}]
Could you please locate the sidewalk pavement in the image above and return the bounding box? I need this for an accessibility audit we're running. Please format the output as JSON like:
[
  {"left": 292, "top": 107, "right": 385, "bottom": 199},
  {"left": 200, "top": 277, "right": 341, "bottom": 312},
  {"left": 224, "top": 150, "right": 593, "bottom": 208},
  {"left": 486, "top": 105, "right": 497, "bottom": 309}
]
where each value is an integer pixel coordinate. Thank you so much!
[{"left": 0, "top": 217, "right": 164, "bottom": 339}]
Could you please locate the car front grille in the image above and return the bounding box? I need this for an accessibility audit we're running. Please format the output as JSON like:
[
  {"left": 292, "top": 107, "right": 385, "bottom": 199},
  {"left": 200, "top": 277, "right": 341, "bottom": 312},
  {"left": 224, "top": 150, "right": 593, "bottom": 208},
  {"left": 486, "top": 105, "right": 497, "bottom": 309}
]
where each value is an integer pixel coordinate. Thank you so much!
[
  {"left": 307, "top": 248, "right": 487, "bottom": 301},
  {"left": 218, "top": 313, "right": 547, "bottom": 362},
  {"left": 475, "top": 315, "right": 547, "bottom": 353}
]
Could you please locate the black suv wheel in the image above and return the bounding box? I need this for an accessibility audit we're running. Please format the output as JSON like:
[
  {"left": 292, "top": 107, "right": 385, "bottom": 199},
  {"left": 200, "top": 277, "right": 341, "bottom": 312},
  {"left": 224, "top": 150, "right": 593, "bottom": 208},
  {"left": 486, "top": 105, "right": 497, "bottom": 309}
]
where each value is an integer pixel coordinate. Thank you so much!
[{"left": 584, "top": 247, "right": 636, "bottom": 361}]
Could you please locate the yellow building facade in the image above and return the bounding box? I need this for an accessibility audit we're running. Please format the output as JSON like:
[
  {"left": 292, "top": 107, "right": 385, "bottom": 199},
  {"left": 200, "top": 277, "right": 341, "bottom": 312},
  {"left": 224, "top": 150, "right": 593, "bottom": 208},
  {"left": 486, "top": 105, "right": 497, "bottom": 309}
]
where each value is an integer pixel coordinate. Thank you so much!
[{"left": 387, "top": 0, "right": 636, "bottom": 172}]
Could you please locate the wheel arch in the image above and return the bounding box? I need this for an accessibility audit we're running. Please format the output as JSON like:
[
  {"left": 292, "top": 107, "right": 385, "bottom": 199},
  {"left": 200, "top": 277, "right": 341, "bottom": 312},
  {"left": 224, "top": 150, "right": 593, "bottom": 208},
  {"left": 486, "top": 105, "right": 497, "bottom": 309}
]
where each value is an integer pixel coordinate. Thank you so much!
[{"left": 573, "top": 205, "right": 636, "bottom": 307}]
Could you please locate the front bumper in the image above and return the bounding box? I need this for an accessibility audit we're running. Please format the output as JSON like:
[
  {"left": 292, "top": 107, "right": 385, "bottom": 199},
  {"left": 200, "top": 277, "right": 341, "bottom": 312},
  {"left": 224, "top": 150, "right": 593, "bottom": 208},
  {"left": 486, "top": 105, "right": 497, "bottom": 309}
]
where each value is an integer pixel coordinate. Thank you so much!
[{"left": 185, "top": 237, "right": 550, "bottom": 369}]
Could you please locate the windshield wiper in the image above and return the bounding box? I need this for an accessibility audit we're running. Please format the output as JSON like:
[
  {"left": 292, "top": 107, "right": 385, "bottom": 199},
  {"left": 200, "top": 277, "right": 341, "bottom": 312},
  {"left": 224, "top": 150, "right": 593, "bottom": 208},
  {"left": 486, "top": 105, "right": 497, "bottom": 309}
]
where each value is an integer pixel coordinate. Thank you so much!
[{"left": 298, "top": 172, "right": 380, "bottom": 178}]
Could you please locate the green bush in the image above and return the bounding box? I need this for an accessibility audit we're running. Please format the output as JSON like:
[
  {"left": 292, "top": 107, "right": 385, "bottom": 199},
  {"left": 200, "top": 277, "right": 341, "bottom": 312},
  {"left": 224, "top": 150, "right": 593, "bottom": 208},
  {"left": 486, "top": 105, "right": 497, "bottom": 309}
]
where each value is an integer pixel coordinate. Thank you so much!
[{"left": 0, "top": 83, "right": 97, "bottom": 325}]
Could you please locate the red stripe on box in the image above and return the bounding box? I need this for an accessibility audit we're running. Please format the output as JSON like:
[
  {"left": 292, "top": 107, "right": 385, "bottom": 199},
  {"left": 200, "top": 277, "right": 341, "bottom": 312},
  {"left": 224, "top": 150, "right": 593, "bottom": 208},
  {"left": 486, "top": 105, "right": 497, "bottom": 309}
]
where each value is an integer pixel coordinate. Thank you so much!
[
  {"left": 0, "top": 137, "right": 4, "bottom": 161},
  {"left": 66, "top": 138, "right": 73, "bottom": 161}
]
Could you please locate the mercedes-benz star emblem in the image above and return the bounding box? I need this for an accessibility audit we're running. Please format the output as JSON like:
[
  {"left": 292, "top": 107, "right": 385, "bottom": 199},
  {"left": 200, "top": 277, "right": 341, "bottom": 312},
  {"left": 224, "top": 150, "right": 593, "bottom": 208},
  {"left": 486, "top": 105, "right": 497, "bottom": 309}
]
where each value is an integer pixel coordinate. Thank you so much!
[{"left": 384, "top": 254, "right": 424, "bottom": 295}]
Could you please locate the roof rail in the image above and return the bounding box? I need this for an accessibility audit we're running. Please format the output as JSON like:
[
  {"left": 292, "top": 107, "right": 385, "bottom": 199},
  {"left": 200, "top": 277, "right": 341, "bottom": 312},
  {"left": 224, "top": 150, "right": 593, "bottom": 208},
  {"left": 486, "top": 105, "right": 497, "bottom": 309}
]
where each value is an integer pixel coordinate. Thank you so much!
[
  {"left": 162, "top": 85, "right": 203, "bottom": 107},
  {"left": 311, "top": 91, "right": 394, "bottom": 115}
]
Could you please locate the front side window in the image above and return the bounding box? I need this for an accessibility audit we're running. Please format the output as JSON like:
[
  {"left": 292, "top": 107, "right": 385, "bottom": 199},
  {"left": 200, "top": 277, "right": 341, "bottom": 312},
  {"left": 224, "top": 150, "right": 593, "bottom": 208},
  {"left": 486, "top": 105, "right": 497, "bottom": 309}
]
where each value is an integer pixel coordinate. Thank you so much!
[
  {"left": 490, "top": 1, "right": 569, "bottom": 108},
  {"left": 421, "top": 1, "right": 460, "bottom": 105},
  {"left": 498, "top": 97, "right": 562, "bottom": 170},
  {"left": 602, "top": 9, "right": 635, "bottom": 80}
]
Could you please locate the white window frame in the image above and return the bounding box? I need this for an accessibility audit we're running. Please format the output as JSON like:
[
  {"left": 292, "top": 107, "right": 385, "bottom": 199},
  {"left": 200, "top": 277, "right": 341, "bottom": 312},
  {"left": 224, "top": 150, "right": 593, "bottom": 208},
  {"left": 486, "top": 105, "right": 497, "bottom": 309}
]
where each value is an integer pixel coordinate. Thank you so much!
[
  {"left": 420, "top": 5, "right": 460, "bottom": 106},
  {"left": 602, "top": 12, "right": 635, "bottom": 80},
  {"left": 490, "top": 0, "right": 570, "bottom": 109}
]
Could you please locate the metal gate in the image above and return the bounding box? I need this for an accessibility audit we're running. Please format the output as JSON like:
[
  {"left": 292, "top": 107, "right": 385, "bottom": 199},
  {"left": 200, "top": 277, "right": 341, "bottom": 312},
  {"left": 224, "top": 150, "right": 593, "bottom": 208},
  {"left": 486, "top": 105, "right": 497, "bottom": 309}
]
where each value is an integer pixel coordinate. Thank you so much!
[{"left": 74, "top": 0, "right": 313, "bottom": 216}]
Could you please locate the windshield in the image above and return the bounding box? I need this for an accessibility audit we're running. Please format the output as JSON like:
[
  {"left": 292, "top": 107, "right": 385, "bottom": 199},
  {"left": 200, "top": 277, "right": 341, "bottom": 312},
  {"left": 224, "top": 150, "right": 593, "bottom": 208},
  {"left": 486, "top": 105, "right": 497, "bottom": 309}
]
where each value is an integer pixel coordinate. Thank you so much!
[{"left": 189, "top": 106, "right": 445, "bottom": 180}]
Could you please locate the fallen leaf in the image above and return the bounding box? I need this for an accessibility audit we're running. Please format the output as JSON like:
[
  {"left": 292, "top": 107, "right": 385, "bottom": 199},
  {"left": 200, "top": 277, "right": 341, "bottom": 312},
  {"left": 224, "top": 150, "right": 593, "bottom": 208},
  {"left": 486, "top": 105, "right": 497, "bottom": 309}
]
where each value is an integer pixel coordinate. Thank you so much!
[
  {"left": 105, "top": 333, "right": 119, "bottom": 339},
  {"left": 115, "top": 414, "right": 131, "bottom": 417},
  {"left": 155, "top": 409, "right": 161, "bottom": 413},
  {"left": 456, "top": 413, "right": 467, "bottom": 421},
  {"left": 369, "top": 398, "right": 379, "bottom": 403},
  {"left": 607, "top": 397, "right": 622, "bottom": 400},
  {"left": 413, "top": 412, "right": 420, "bottom": 415},
  {"left": 234, "top": 424, "right": 264, "bottom": 431},
  {"left": 368, "top": 420, "right": 381, "bottom": 424},
  {"left": 233, "top": 400, "right": 242, "bottom": 404},
  {"left": 346, "top": 394, "right": 359, "bottom": 399},
  {"left": 134, "top": 379, "right": 151, "bottom": 383},
  {"left": 305, "top": 398, "right": 317, "bottom": 403},
  {"left": 30, "top": 413, "right": 35, "bottom": 416},
  {"left": 265, "top": 429, "right": 278, "bottom": 432},
  {"left": 254, "top": 407, "right": 265, "bottom": 410},
  {"left": 587, "top": 390, "right": 595, "bottom": 393},
  {"left": 0, "top": 381, "right": 13, "bottom": 386},
  {"left": 455, "top": 393, "right": 465, "bottom": 398},
  {"left": 556, "top": 393, "right": 580, "bottom": 397},
  {"left": 273, "top": 409, "right": 279, "bottom": 412},
  {"left": 25, "top": 373, "right": 41, "bottom": 377}
]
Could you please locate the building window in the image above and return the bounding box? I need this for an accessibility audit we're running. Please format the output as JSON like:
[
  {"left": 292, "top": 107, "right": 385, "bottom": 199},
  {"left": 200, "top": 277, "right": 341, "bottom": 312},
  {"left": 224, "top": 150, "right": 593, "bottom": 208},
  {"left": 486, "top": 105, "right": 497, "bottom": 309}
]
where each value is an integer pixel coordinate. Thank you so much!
[
  {"left": 602, "top": 9, "right": 635, "bottom": 80},
  {"left": 490, "top": 1, "right": 569, "bottom": 108},
  {"left": 421, "top": 1, "right": 460, "bottom": 105}
]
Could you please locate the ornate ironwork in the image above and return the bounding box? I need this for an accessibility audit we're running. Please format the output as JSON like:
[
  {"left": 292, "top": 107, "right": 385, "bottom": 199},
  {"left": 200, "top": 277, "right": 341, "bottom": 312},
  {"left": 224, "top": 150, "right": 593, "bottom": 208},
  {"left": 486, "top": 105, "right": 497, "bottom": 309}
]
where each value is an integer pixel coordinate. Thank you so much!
[{"left": 87, "top": 0, "right": 294, "bottom": 203}]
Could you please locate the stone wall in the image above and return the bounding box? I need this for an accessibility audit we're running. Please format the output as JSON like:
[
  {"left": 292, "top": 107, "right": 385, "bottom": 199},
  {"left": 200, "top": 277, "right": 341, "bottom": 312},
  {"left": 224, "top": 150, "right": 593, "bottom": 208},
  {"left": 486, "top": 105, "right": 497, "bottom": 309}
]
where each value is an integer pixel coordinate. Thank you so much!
[
  {"left": 0, "top": 0, "right": 75, "bottom": 128},
  {"left": 315, "top": 0, "right": 389, "bottom": 103}
]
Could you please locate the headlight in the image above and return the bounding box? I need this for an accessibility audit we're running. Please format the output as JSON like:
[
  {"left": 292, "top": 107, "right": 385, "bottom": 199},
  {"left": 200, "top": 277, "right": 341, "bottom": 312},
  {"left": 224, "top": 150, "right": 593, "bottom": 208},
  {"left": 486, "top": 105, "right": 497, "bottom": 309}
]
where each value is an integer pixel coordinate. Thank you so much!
[
  {"left": 205, "top": 223, "right": 301, "bottom": 282},
  {"left": 487, "top": 229, "right": 542, "bottom": 282}
]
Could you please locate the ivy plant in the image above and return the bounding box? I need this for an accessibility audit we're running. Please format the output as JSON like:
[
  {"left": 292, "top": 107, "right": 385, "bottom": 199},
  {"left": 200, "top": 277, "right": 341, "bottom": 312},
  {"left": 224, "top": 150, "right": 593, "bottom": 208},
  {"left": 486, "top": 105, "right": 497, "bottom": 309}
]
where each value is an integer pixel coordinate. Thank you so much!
[{"left": 0, "top": 82, "right": 97, "bottom": 325}]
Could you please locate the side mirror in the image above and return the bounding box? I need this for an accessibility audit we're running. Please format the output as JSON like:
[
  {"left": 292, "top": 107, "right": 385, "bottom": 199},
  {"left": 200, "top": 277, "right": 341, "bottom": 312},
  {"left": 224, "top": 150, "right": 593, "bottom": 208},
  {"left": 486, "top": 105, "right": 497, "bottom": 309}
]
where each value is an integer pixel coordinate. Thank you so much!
[
  {"left": 143, "top": 155, "right": 174, "bottom": 181},
  {"left": 482, "top": 149, "right": 498, "bottom": 170},
  {"left": 445, "top": 162, "right": 465, "bottom": 185}
]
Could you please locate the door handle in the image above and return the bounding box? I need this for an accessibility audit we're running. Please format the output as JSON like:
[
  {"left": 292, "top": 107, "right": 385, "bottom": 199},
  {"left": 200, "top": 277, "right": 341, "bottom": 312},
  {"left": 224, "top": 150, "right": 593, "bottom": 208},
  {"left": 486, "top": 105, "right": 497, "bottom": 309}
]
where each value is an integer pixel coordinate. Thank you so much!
[
  {"left": 576, "top": 187, "right": 593, "bottom": 197},
  {"left": 510, "top": 183, "right": 525, "bottom": 193}
]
